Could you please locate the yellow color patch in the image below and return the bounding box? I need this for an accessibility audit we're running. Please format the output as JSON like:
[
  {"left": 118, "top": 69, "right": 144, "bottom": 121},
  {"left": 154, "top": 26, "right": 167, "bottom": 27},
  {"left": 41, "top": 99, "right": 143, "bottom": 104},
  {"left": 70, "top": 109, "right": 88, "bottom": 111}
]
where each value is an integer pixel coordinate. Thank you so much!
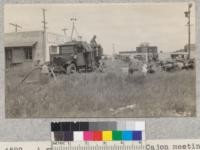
[{"left": 102, "top": 131, "right": 112, "bottom": 141}]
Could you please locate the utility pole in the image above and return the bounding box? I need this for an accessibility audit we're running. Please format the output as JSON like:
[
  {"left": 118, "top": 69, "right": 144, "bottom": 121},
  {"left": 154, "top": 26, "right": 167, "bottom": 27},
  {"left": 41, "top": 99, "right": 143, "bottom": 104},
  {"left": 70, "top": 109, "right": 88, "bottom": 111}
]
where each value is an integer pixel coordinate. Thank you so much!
[
  {"left": 184, "top": 3, "right": 192, "bottom": 60},
  {"left": 42, "top": 8, "right": 48, "bottom": 63},
  {"left": 42, "top": 9, "right": 47, "bottom": 32},
  {"left": 144, "top": 47, "right": 148, "bottom": 63},
  {"left": 62, "top": 28, "right": 68, "bottom": 35},
  {"left": 70, "top": 17, "right": 77, "bottom": 40},
  {"left": 62, "top": 28, "right": 68, "bottom": 42},
  {"left": 112, "top": 43, "right": 115, "bottom": 55},
  {"left": 78, "top": 35, "right": 82, "bottom": 41},
  {"left": 9, "top": 23, "right": 22, "bottom": 32}
]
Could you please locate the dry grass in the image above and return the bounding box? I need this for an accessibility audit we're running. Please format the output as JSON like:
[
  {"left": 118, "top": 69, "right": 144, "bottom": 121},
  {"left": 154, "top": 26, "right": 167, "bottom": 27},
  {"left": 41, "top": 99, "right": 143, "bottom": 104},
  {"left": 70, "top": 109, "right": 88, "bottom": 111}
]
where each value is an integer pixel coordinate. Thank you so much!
[{"left": 5, "top": 60, "right": 196, "bottom": 118}]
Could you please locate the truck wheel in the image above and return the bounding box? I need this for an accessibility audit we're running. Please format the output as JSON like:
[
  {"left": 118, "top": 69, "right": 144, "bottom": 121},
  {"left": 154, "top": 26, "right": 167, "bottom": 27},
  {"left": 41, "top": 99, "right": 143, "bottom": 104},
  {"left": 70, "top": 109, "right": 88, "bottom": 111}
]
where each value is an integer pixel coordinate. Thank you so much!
[{"left": 67, "top": 64, "right": 76, "bottom": 74}]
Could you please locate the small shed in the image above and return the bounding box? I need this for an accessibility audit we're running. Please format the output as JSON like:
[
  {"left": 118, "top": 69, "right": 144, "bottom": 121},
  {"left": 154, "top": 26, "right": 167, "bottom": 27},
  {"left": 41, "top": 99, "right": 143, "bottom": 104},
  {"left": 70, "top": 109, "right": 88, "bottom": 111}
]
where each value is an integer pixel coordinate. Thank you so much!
[
  {"left": 4, "top": 31, "right": 65, "bottom": 67},
  {"left": 5, "top": 41, "right": 37, "bottom": 67}
]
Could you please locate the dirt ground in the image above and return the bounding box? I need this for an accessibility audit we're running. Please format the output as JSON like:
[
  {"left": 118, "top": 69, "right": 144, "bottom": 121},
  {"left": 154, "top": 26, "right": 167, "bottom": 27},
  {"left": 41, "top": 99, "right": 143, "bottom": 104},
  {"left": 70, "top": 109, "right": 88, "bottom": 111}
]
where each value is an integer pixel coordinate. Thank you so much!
[{"left": 5, "top": 59, "right": 196, "bottom": 118}]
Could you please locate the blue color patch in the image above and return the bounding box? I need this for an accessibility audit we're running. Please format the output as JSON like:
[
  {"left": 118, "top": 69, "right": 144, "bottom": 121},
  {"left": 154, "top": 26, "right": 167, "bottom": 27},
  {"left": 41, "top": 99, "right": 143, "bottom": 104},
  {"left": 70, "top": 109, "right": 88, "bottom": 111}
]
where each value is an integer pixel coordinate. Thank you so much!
[
  {"left": 132, "top": 131, "right": 142, "bottom": 141},
  {"left": 122, "top": 131, "right": 133, "bottom": 141}
]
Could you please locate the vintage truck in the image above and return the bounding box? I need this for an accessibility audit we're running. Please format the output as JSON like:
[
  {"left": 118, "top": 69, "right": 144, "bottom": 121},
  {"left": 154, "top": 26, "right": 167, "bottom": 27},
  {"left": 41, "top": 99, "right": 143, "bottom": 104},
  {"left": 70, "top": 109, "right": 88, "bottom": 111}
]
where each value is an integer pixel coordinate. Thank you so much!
[{"left": 50, "top": 40, "right": 103, "bottom": 74}]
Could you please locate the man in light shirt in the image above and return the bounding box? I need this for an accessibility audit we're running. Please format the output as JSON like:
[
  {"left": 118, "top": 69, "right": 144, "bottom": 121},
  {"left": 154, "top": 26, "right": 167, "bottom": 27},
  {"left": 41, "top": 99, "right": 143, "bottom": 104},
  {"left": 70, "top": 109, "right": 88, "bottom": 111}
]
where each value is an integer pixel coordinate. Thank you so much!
[{"left": 142, "top": 63, "right": 148, "bottom": 77}]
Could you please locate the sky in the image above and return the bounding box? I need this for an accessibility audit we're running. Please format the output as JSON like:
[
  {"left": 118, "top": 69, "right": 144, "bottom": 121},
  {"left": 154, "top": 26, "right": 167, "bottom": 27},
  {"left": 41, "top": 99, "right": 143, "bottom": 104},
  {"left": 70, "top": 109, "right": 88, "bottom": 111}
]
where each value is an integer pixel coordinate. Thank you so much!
[{"left": 4, "top": 3, "right": 195, "bottom": 55}]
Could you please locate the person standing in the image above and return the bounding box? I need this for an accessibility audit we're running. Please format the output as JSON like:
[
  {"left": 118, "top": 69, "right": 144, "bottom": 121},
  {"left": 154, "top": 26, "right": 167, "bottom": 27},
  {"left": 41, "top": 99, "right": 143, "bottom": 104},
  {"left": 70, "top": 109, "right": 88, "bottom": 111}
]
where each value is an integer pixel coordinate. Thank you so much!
[
  {"left": 142, "top": 63, "right": 148, "bottom": 77},
  {"left": 128, "top": 58, "right": 139, "bottom": 75},
  {"left": 40, "top": 63, "right": 49, "bottom": 84}
]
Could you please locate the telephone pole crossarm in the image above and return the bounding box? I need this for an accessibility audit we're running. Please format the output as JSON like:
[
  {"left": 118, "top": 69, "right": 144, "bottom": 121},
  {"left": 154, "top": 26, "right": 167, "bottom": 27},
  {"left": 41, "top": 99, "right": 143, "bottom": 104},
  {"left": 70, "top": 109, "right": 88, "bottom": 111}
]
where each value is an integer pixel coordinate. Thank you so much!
[{"left": 9, "top": 23, "right": 22, "bottom": 32}]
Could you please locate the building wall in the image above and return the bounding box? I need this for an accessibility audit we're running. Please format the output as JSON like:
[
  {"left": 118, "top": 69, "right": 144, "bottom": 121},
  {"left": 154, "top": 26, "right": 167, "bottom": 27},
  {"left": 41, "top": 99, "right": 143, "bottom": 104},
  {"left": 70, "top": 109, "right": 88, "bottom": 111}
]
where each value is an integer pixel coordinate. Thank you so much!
[
  {"left": 118, "top": 48, "right": 158, "bottom": 62},
  {"left": 5, "top": 31, "right": 65, "bottom": 65},
  {"left": 5, "top": 31, "right": 44, "bottom": 64},
  {"left": 136, "top": 46, "right": 158, "bottom": 53}
]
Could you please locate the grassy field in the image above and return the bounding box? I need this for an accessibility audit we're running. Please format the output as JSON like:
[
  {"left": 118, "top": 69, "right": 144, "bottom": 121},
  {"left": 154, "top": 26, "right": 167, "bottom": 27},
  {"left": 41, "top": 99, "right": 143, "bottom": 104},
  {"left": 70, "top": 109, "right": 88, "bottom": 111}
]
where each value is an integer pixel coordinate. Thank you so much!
[{"left": 5, "top": 60, "right": 196, "bottom": 118}]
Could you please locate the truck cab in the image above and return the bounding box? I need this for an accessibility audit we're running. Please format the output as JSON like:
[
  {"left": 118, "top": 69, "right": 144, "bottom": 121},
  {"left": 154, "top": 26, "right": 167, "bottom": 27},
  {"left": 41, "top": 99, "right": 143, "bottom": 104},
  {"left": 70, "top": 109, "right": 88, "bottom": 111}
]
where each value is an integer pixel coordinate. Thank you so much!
[{"left": 50, "top": 40, "right": 102, "bottom": 74}]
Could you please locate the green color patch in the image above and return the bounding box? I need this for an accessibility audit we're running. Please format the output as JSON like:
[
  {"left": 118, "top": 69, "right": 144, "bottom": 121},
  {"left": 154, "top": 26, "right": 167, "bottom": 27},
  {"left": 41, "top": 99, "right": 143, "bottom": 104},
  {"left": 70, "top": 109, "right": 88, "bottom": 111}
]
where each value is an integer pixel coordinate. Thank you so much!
[{"left": 112, "top": 131, "right": 122, "bottom": 141}]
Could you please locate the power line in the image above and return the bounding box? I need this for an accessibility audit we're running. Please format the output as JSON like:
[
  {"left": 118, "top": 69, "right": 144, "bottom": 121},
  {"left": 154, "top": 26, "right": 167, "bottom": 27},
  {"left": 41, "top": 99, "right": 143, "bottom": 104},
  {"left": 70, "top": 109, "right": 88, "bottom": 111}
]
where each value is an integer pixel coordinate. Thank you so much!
[{"left": 9, "top": 23, "right": 22, "bottom": 32}]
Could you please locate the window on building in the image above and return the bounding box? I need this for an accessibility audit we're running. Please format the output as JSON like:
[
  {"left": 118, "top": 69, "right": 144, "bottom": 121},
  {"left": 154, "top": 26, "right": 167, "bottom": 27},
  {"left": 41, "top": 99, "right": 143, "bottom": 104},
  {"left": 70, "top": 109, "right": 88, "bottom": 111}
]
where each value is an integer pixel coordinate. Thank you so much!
[
  {"left": 24, "top": 47, "right": 32, "bottom": 60},
  {"left": 5, "top": 48, "right": 12, "bottom": 60}
]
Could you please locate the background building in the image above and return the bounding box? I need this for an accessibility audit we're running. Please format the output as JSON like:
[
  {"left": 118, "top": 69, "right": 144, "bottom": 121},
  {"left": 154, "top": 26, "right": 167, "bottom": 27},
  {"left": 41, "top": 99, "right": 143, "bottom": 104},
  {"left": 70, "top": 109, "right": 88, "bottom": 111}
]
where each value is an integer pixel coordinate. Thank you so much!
[
  {"left": 170, "top": 44, "right": 195, "bottom": 60},
  {"left": 136, "top": 45, "right": 158, "bottom": 61},
  {"left": 118, "top": 43, "right": 159, "bottom": 62}
]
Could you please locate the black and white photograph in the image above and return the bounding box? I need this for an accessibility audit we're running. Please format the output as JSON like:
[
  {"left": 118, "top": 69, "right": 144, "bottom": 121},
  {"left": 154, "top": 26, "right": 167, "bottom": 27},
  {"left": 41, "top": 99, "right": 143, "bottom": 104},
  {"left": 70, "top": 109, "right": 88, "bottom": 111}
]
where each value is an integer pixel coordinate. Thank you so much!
[{"left": 5, "top": 3, "right": 196, "bottom": 118}]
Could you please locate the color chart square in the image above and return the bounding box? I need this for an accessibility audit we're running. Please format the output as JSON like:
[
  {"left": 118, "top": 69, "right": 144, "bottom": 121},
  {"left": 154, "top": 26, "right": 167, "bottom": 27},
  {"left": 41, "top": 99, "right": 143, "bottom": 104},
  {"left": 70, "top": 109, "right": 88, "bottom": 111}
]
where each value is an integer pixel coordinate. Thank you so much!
[
  {"left": 125, "top": 121, "right": 135, "bottom": 130},
  {"left": 135, "top": 121, "right": 145, "bottom": 130},
  {"left": 102, "top": 131, "right": 112, "bottom": 141},
  {"left": 74, "top": 131, "right": 84, "bottom": 141},
  {"left": 132, "top": 131, "right": 142, "bottom": 141},
  {"left": 122, "top": 131, "right": 132, "bottom": 141},
  {"left": 54, "top": 131, "right": 64, "bottom": 141},
  {"left": 83, "top": 131, "right": 93, "bottom": 141},
  {"left": 71, "top": 122, "right": 80, "bottom": 131},
  {"left": 61, "top": 122, "right": 71, "bottom": 131},
  {"left": 51, "top": 132, "right": 55, "bottom": 141},
  {"left": 64, "top": 131, "right": 73, "bottom": 141},
  {"left": 51, "top": 122, "right": 61, "bottom": 131},
  {"left": 80, "top": 122, "right": 89, "bottom": 131},
  {"left": 93, "top": 131, "right": 102, "bottom": 141},
  {"left": 112, "top": 131, "right": 122, "bottom": 141}
]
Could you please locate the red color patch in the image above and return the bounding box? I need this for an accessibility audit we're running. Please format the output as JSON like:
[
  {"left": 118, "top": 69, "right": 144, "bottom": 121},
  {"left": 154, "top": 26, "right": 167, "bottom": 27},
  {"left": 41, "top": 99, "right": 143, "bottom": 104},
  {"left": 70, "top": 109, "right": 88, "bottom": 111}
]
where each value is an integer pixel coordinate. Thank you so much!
[{"left": 93, "top": 131, "right": 102, "bottom": 141}]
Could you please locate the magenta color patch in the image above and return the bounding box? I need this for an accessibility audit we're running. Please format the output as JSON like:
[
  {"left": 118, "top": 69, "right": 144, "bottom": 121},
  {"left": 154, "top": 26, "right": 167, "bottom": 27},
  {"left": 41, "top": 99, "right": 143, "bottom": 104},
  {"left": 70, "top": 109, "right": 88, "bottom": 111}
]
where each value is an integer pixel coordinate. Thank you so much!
[{"left": 83, "top": 131, "right": 93, "bottom": 141}]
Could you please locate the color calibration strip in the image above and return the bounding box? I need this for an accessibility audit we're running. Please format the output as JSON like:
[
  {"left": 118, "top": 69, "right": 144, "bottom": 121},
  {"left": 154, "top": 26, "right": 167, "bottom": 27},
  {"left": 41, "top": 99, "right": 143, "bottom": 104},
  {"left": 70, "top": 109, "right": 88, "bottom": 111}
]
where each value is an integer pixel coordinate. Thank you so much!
[{"left": 51, "top": 121, "right": 145, "bottom": 142}]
